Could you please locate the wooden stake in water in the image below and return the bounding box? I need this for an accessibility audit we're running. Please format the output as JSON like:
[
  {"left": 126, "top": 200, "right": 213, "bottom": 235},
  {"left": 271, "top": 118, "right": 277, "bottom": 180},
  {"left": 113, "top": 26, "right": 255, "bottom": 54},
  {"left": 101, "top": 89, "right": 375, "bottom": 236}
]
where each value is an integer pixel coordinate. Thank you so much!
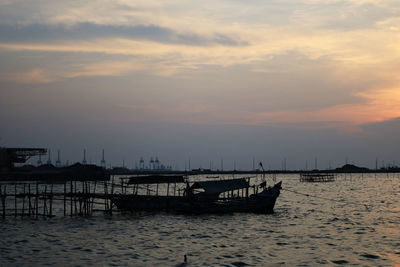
[
  {"left": 50, "top": 184, "right": 53, "bottom": 217},
  {"left": 70, "top": 181, "right": 73, "bottom": 217},
  {"left": 43, "top": 185, "right": 47, "bottom": 217},
  {"left": 22, "top": 184, "right": 25, "bottom": 217},
  {"left": 110, "top": 177, "right": 114, "bottom": 215},
  {"left": 74, "top": 181, "right": 77, "bottom": 215},
  {"left": 35, "top": 182, "right": 38, "bottom": 218},
  {"left": 63, "top": 182, "right": 66, "bottom": 216},
  {"left": 28, "top": 184, "right": 31, "bottom": 216},
  {"left": 104, "top": 181, "right": 108, "bottom": 211},
  {"left": 91, "top": 181, "right": 97, "bottom": 215},
  {"left": 14, "top": 184, "right": 17, "bottom": 217},
  {"left": 0, "top": 185, "right": 4, "bottom": 218}
]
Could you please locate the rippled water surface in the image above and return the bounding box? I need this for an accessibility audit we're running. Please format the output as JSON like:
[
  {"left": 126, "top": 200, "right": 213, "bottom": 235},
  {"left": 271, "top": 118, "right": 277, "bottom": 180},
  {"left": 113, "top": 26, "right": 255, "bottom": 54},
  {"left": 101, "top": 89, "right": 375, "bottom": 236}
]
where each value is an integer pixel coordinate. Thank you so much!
[{"left": 1, "top": 173, "right": 399, "bottom": 266}]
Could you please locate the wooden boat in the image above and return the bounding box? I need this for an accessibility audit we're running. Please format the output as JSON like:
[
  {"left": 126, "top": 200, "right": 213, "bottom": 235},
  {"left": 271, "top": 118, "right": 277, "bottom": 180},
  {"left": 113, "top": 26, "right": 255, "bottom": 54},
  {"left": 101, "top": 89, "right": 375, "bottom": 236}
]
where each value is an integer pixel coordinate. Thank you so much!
[
  {"left": 175, "top": 181, "right": 281, "bottom": 214},
  {"left": 114, "top": 176, "right": 282, "bottom": 214}
]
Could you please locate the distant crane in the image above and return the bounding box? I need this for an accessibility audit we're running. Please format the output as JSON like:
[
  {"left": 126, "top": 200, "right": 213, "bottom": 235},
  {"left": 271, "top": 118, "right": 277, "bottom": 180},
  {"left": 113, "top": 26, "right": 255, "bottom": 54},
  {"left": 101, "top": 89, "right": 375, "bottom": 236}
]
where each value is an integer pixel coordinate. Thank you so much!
[
  {"left": 150, "top": 157, "right": 154, "bottom": 170},
  {"left": 82, "top": 149, "right": 87, "bottom": 165},
  {"left": 100, "top": 149, "right": 106, "bottom": 168},
  {"left": 139, "top": 157, "right": 144, "bottom": 169},
  {"left": 56, "top": 149, "right": 61, "bottom": 167},
  {"left": 47, "top": 149, "right": 52, "bottom": 165}
]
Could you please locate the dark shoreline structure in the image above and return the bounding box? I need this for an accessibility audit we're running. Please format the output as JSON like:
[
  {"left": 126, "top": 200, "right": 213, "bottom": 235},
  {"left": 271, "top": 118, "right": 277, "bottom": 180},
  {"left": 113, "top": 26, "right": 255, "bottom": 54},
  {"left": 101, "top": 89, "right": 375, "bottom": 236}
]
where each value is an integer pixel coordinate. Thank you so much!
[
  {"left": 0, "top": 147, "right": 46, "bottom": 170},
  {"left": 0, "top": 147, "right": 109, "bottom": 182},
  {"left": 0, "top": 163, "right": 110, "bottom": 182},
  {"left": 110, "top": 163, "right": 400, "bottom": 176},
  {"left": 2, "top": 162, "right": 397, "bottom": 182}
]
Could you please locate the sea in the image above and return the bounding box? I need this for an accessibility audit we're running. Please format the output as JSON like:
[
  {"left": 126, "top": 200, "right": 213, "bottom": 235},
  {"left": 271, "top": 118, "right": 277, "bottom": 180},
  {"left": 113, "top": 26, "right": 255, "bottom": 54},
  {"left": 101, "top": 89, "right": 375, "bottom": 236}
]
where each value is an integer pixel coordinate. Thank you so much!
[{"left": 0, "top": 173, "right": 399, "bottom": 266}]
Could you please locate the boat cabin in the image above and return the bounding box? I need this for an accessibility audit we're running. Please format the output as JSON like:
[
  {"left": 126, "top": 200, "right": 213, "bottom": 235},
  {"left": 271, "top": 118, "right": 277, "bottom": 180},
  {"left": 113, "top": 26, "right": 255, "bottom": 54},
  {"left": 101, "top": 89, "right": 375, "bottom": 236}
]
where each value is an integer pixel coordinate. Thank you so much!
[{"left": 188, "top": 178, "right": 250, "bottom": 200}]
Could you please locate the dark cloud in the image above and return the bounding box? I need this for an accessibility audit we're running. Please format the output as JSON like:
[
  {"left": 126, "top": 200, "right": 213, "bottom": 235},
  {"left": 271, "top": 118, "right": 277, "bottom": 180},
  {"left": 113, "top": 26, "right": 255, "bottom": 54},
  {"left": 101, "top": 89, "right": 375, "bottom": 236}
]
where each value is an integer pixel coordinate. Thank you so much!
[
  {"left": 0, "top": 22, "right": 248, "bottom": 46},
  {"left": 361, "top": 117, "right": 400, "bottom": 134}
]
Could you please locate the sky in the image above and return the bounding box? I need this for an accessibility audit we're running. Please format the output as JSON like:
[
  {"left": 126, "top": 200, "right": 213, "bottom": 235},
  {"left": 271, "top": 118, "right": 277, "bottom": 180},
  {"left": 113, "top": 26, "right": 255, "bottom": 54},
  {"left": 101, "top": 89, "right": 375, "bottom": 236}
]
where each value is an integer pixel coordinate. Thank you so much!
[{"left": 0, "top": 0, "right": 399, "bottom": 170}]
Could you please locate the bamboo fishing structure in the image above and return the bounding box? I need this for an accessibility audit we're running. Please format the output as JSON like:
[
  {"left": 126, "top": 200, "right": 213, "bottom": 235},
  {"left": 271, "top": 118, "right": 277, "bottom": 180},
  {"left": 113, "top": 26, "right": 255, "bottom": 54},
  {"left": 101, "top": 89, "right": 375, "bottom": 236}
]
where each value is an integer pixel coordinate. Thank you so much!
[
  {"left": 0, "top": 175, "right": 194, "bottom": 218},
  {"left": 0, "top": 179, "right": 124, "bottom": 218}
]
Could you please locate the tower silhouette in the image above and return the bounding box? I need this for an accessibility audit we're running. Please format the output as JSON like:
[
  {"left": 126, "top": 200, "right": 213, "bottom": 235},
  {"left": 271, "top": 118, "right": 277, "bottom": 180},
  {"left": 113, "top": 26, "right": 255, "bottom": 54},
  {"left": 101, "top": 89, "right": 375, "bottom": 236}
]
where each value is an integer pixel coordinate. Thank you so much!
[
  {"left": 46, "top": 149, "right": 52, "bottom": 165},
  {"left": 150, "top": 157, "right": 154, "bottom": 169},
  {"left": 100, "top": 149, "right": 106, "bottom": 168},
  {"left": 139, "top": 157, "right": 144, "bottom": 169},
  {"left": 82, "top": 149, "right": 87, "bottom": 164},
  {"left": 56, "top": 149, "right": 61, "bottom": 167}
]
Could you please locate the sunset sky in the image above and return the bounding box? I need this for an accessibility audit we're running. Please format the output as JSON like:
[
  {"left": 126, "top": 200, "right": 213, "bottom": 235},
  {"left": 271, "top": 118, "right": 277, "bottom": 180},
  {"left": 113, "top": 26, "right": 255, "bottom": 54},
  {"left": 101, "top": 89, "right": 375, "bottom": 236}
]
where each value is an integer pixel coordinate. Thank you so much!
[{"left": 1, "top": 0, "right": 399, "bottom": 169}]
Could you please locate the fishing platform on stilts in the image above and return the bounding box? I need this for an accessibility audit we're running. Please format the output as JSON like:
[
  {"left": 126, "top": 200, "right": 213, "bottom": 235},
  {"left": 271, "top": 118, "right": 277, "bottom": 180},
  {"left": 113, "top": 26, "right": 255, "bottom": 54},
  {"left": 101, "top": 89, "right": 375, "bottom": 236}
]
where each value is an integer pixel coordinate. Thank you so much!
[
  {"left": 299, "top": 173, "right": 336, "bottom": 182},
  {"left": 0, "top": 176, "right": 187, "bottom": 218},
  {"left": 0, "top": 162, "right": 118, "bottom": 218}
]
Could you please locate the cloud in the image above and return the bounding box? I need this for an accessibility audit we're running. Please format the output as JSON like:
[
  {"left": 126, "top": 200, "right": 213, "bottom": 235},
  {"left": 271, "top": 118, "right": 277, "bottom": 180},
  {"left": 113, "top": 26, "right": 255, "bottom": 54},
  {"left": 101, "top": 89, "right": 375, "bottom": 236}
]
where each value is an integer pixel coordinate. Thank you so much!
[
  {"left": 0, "top": 23, "right": 247, "bottom": 46},
  {"left": 66, "top": 61, "right": 146, "bottom": 78},
  {"left": 1, "top": 68, "right": 55, "bottom": 84},
  {"left": 119, "top": 104, "right": 161, "bottom": 112},
  {"left": 119, "top": 103, "right": 219, "bottom": 124},
  {"left": 1, "top": 0, "right": 400, "bottom": 131},
  {"left": 0, "top": 0, "right": 399, "bottom": 74},
  {"left": 361, "top": 117, "right": 400, "bottom": 134},
  {"left": 2, "top": 50, "right": 399, "bottom": 131},
  {"left": 0, "top": 60, "right": 163, "bottom": 83},
  {"left": 241, "top": 86, "right": 400, "bottom": 130}
]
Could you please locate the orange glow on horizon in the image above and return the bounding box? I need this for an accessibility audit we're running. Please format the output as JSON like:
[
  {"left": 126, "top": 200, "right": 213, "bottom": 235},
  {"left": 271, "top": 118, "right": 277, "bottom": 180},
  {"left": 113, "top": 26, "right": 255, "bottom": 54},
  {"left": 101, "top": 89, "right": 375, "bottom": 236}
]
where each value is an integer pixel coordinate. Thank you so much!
[{"left": 242, "top": 87, "right": 400, "bottom": 129}]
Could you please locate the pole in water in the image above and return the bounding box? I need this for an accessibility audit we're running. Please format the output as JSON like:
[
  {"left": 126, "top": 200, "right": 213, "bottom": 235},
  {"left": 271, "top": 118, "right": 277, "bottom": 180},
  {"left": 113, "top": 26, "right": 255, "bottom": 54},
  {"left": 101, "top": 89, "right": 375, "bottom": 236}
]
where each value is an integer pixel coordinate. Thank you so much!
[
  {"left": 14, "top": 184, "right": 17, "bottom": 217},
  {"left": 64, "top": 182, "right": 66, "bottom": 216},
  {"left": 50, "top": 184, "right": 53, "bottom": 217},
  {"left": 22, "top": 184, "right": 25, "bottom": 217},
  {"left": 28, "top": 184, "right": 31, "bottom": 216},
  {"left": 35, "top": 182, "right": 39, "bottom": 218},
  {"left": 70, "top": 181, "right": 73, "bottom": 216}
]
